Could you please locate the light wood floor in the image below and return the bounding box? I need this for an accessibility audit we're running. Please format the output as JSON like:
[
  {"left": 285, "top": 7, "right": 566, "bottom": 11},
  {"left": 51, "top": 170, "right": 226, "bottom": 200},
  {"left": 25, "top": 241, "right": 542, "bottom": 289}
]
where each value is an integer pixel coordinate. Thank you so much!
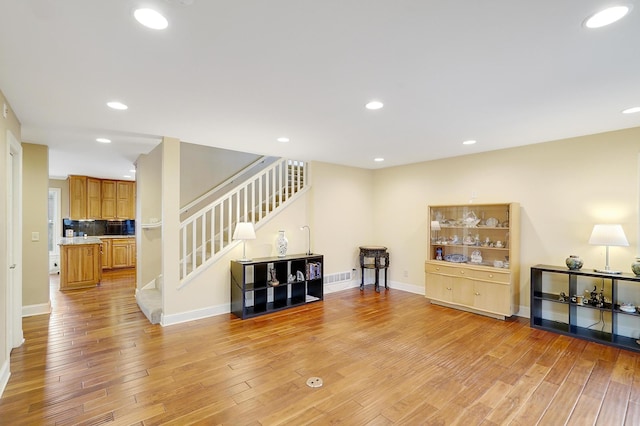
[{"left": 2, "top": 271, "right": 640, "bottom": 425}]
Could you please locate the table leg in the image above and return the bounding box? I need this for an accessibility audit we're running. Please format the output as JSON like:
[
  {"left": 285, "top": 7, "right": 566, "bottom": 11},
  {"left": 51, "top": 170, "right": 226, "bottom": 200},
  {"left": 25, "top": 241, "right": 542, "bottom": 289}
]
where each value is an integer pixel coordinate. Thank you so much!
[
  {"left": 384, "top": 268, "right": 388, "bottom": 289},
  {"left": 375, "top": 267, "right": 380, "bottom": 293},
  {"left": 360, "top": 266, "right": 364, "bottom": 291}
]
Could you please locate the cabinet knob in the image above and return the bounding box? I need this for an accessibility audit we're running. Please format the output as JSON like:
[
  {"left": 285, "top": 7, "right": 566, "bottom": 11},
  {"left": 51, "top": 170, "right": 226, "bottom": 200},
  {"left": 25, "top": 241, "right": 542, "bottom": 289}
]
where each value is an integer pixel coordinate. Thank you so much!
[
  {"left": 460, "top": 270, "right": 465, "bottom": 274},
  {"left": 436, "top": 267, "right": 440, "bottom": 271},
  {"left": 475, "top": 292, "right": 480, "bottom": 296},
  {"left": 488, "top": 274, "right": 493, "bottom": 278},
  {"left": 446, "top": 287, "right": 452, "bottom": 291}
]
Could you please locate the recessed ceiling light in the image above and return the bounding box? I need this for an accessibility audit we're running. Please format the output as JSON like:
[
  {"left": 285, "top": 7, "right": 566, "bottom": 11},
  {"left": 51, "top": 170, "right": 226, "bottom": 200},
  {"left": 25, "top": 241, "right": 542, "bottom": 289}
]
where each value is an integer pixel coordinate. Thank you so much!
[
  {"left": 96, "top": 138, "right": 111, "bottom": 143},
  {"left": 584, "top": 6, "right": 631, "bottom": 28},
  {"left": 622, "top": 106, "right": 640, "bottom": 114},
  {"left": 134, "top": 8, "right": 168, "bottom": 30},
  {"left": 365, "top": 101, "right": 384, "bottom": 110},
  {"left": 107, "top": 101, "right": 128, "bottom": 110},
  {"left": 277, "top": 137, "right": 290, "bottom": 143},
  {"left": 462, "top": 140, "right": 477, "bottom": 145},
  {"left": 374, "top": 157, "right": 385, "bottom": 162}
]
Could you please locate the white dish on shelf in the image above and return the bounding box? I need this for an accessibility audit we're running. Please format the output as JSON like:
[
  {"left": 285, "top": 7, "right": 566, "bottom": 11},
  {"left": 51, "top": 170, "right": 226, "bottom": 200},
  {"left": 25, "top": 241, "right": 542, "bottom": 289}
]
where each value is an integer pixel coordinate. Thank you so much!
[
  {"left": 485, "top": 217, "right": 499, "bottom": 227},
  {"left": 620, "top": 304, "right": 636, "bottom": 313}
]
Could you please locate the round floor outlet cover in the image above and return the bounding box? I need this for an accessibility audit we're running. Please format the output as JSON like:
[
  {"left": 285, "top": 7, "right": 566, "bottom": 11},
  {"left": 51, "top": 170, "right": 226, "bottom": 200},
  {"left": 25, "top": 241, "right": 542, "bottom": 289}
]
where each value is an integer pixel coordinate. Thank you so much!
[{"left": 306, "top": 377, "right": 323, "bottom": 388}]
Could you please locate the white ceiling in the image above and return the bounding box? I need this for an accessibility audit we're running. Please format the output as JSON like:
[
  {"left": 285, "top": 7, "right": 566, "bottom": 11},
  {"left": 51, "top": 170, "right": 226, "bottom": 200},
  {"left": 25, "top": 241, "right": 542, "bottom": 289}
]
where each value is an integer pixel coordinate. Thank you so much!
[{"left": 1, "top": 0, "right": 639, "bottom": 180}]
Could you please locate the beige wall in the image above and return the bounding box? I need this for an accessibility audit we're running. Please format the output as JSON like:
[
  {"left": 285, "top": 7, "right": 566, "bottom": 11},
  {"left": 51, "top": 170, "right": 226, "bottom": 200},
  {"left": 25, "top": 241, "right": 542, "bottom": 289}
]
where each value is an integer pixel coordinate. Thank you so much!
[
  {"left": 137, "top": 146, "right": 163, "bottom": 290},
  {"left": 309, "top": 162, "right": 376, "bottom": 277},
  {"left": 48, "top": 178, "right": 69, "bottom": 219},
  {"left": 180, "top": 142, "right": 260, "bottom": 206},
  {"left": 21, "top": 143, "right": 50, "bottom": 310},
  {"left": 0, "top": 89, "right": 22, "bottom": 391},
  {"left": 372, "top": 127, "right": 640, "bottom": 312}
]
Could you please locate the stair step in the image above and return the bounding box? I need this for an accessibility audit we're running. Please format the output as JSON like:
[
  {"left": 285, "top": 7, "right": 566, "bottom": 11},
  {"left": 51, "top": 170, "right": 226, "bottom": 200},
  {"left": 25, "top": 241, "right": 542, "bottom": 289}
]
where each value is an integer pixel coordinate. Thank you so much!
[{"left": 136, "top": 289, "right": 162, "bottom": 324}]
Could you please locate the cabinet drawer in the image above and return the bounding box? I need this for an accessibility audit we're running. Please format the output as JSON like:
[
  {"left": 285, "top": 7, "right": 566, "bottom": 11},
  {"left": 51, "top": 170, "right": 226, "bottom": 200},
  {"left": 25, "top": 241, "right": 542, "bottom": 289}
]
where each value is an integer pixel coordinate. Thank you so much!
[
  {"left": 425, "top": 263, "right": 461, "bottom": 276},
  {"left": 426, "top": 262, "right": 509, "bottom": 284},
  {"left": 466, "top": 269, "right": 510, "bottom": 284}
]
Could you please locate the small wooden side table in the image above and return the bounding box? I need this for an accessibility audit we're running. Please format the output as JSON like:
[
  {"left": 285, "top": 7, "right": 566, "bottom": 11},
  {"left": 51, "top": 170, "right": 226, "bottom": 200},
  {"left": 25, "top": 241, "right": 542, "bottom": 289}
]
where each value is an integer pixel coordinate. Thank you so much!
[{"left": 359, "top": 246, "right": 389, "bottom": 292}]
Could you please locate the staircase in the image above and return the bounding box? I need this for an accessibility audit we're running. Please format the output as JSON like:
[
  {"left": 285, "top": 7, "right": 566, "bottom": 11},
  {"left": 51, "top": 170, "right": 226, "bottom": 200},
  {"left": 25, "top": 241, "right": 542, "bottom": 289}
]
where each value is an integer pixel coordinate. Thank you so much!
[{"left": 136, "top": 158, "right": 308, "bottom": 324}]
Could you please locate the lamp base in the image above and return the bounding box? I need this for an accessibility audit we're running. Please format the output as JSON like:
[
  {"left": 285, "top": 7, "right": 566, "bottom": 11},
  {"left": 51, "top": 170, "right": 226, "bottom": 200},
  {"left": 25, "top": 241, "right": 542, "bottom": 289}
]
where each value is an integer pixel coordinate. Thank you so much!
[
  {"left": 594, "top": 268, "right": 622, "bottom": 274},
  {"left": 237, "top": 258, "right": 252, "bottom": 263}
]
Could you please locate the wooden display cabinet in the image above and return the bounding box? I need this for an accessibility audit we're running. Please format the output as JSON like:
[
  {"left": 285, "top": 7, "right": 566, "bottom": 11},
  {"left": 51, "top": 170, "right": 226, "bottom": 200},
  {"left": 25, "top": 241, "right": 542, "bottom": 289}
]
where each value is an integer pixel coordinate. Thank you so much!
[{"left": 425, "top": 203, "right": 520, "bottom": 319}]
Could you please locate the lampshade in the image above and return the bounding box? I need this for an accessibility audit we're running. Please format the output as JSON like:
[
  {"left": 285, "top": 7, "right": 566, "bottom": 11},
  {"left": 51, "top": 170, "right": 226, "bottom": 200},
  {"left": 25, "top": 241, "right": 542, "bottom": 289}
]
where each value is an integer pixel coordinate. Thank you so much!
[
  {"left": 588, "top": 224, "right": 629, "bottom": 246},
  {"left": 233, "top": 222, "right": 256, "bottom": 240},
  {"left": 431, "top": 221, "right": 441, "bottom": 231}
]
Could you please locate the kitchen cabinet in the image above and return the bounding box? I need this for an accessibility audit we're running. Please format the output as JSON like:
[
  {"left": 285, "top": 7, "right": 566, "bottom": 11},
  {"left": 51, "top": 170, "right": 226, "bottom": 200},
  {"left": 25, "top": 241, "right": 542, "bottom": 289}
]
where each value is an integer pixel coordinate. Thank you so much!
[
  {"left": 425, "top": 202, "right": 520, "bottom": 320},
  {"left": 101, "top": 238, "right": 112, "bottom": 270},
  {"left": 59, "top": 238, "right": 102, "bottom": 290},
  {"left": 68, "top": 175, "right": 87, "bottom": 220},
  {"left": 101, "top": 180, "right": 117, "bottom": 219},
  {"left": 87, "top": 177, "right": 102, "bottom": 219},
  {"left": 102, "top": 179, "right": 135, "bottom": 219},
  {"left": 68, "top": 175, "right": 135, "bottom": 220},
  {"left": 116, "top": 181, "right": 135, "bottom": 219},
  {"left": 111, "top": 238, "right": 136, "bottom": 268}
]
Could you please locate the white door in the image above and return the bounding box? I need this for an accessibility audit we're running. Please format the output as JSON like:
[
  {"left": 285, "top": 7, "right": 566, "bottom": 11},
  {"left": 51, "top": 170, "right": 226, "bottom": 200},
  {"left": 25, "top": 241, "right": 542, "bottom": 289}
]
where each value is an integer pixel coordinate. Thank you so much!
[{"left": 7, "top": 131, "right": 23, "bottom": 351}]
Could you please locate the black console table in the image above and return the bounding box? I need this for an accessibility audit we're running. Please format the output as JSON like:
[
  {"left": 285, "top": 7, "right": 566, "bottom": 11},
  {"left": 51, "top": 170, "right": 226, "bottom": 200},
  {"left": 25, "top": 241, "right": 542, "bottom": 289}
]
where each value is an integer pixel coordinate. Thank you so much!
[
  {"left": 531, "top": 264, "right": 640, "bottom": 352},
  {"left": 359, "top": 246, "right": 389, "bottom": 292}
]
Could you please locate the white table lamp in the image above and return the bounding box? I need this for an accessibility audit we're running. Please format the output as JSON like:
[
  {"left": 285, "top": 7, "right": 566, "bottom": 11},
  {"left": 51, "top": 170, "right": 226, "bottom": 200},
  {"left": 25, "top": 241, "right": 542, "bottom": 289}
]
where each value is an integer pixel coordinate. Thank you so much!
[
  {"left": 233, "top": 222, "right": 256, "bottom": 262},
  {"left": 588, "top": 224, "right": 629, "bottom": 274}
]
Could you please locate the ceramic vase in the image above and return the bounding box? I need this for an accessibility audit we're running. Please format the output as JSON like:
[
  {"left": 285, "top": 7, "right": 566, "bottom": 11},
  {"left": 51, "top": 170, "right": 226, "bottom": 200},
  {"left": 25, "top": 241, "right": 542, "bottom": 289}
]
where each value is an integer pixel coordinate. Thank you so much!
[
  {"left": 566, "top": 255, "right": 583, "bottom": 270},
  {"left": 632, "top": 258, "right": 640, "bottom": 276},
  {"left": 276, "top": 230, "right": 288, "bottom": 257}
]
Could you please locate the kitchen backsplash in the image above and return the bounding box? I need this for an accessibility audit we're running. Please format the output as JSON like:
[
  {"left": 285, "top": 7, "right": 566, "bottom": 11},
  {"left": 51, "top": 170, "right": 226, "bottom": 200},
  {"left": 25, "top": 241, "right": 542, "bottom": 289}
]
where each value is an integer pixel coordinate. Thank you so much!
[{"left": 63, "top": 219, "right": 135, "bottom": 237}]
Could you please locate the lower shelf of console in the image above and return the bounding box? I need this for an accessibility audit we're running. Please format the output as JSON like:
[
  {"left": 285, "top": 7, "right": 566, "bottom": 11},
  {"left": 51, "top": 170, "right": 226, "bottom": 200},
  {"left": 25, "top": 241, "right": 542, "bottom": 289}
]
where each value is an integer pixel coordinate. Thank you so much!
[{"left": 532, "top": 318, "right": 640, "bottom": 352}]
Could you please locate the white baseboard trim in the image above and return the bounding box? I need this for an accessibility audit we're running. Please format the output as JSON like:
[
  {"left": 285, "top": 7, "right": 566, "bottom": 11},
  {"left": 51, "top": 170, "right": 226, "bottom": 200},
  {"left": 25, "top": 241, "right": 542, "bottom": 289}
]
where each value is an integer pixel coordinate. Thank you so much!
[
  {"left": 324, "top": 279, "right": 360, "bottom": 294},
  {"left": 516, "top": 305, "right": 530, "bottom": 318},
  {"left": 161, "top": 303, "right": 229, "bottom": 327},
  {"left": 23, "top": 301, "right": 51, "bottom": 317},
  {"left": 0, "top": 359, "right": 10, "bottom": 398},
  {"left": 388, "top": 281, "right": 424, "bottom": 295}
]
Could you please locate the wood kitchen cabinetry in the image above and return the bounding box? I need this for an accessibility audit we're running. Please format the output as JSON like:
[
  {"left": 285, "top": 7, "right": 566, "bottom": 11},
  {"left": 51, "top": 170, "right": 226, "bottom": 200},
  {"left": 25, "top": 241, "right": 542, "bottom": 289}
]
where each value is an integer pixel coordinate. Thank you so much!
[
  {"left": 68, "top": 175, "right": 135, "bottom": 219},
  {"left": 101, "top": 238, "right": 112, "bottom": 270},
  {"left": 60, "top": 239, "right": 102, "bottom": 290},
  {"left": 68, "top": 175, "right": 87, "bottom": 220},
  {"left": 111, "top": 238, "right": 136, "bottom": 269},
  {"left": 116, "top": 181, "right": 135, "bottom": 219},
  {"left": 87, "top": 177, "right": 102, "bottom": 219},
  {"left": 425, "top": 203, "right": 520, "bottom": 320}
]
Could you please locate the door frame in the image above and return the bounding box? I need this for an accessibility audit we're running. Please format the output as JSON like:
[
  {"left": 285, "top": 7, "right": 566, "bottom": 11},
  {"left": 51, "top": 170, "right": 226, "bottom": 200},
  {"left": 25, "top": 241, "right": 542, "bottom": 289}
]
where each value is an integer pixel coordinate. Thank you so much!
[{"left": 7, "top": 130, "right": 23, "bottom": 351}]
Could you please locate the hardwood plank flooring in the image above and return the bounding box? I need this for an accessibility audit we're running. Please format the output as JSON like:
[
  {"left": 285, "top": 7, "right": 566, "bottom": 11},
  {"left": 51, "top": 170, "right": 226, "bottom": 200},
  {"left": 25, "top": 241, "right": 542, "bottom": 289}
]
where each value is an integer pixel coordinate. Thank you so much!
[{"left": 1, "top": 270, "right": 639, "bottom": 424}]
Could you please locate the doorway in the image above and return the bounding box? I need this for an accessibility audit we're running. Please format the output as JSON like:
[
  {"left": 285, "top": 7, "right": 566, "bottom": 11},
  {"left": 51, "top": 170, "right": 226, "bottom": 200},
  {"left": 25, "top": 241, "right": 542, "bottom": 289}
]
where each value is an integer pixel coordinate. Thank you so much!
[
  {"left": 48, "top": 188, "right": 61, "bottom": 273},
  {"left": 7, "top": 130, "right": 23, "bottom": 352}
]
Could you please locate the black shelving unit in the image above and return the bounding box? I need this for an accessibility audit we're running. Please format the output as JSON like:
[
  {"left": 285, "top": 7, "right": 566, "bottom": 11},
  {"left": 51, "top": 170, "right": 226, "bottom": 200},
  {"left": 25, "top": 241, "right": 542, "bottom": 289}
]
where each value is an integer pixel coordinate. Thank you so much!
[
  {"left": 231, "top": 254, "right": 323, "bottom": 319},
  {"left": 531, "top": 264, "right": 640, "bottom": 352}
]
